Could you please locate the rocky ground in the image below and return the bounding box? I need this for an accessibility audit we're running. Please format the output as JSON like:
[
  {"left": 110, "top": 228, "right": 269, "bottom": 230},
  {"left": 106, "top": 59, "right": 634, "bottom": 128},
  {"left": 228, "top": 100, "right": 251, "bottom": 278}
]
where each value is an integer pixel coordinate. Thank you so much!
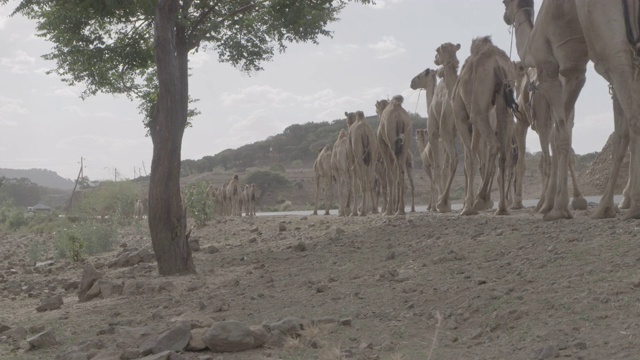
[{"left": 1, "top": 201, "right": 640, "bottom": 360}]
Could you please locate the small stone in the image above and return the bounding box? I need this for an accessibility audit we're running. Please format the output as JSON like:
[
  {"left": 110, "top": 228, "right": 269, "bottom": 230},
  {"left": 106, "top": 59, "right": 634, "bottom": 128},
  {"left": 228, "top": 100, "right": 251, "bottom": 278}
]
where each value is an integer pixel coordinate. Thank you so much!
[
  {"left": 36, "top": 295, "right": 63, "bottom": 312},
  {"left": 339, "top": 318, "right": 352, "bottom": 326},
  {"left": 120, "top": 348, "right": 141, "bottom": 360},
  {"left": 316, "top": 284, "right": 329, "bottom": 293},
  {"left": 250, "top": 226, "right": 259, "bottom": 233},
  {"left": 573, "top": 341, "right": 587, "bottom": 350},
  {"left": 533, "top": 345, "right": 559, "bottom": 360},
  {"left": 278, "top": 223, "right": 287, "bottom": 232},
  {"left": 158, "top": 281, "right": 176, "bottom": 292},
  {"left": 203, "top": 320, "right": 256, "bottom": 352},
  {"left": 205, "top": 245, "right": 220, "bottom": 254},
  {"left": 293, "top": 242, "right": 306, "bottom": 252},
  {"left": 151, "top": 323, "right": 192, "bottom": 354},
  {"left": 476, "top": 279, "right": 487, "bottom": 286},
  {"left": 248, "top": 237, "right": 257, "bottom": 243},
  {"left": 26, "top": 329, "right": 57, "bottom": 349}
]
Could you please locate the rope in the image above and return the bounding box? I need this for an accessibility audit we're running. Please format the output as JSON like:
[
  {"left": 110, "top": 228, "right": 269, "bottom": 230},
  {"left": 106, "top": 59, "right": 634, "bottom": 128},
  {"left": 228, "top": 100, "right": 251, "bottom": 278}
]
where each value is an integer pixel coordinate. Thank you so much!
[{"left": 414, "top": 89, "right": 422, "bottom": 114}]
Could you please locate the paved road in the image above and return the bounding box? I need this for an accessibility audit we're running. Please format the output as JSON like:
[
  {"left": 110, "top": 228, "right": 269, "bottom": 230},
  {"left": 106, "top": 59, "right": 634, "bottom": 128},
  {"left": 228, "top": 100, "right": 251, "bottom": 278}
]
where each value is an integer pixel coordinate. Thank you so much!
[{"left": 256, "top": 195, "right": 624, "bottom": 217}]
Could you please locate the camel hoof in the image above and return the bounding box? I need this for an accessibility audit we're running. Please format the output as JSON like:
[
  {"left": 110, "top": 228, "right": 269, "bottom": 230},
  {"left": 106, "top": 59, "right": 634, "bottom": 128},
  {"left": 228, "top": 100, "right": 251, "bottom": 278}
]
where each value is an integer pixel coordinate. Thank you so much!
[
  {"left": 495, "top": 208, "right": 509, "bottom": 216},
  {"left": 591, "top": 205, "right": 617, "bottom": 219},
  {"left": 510, "top": 201, "right": 524, "bottom": 210},
  {"left": 622, "top": 205, "right": 640, "bottom": 220},
  {"left": 619, "top": 197, "right": 631, "bottom": 210},
  {"left": 571, "top": 196, "right": 588, "bottom": 211},
  {"left": 436, "top": 203, "right": 451, "bottom": 213},
  {"left": 538, "top": 202, "right": 553, "bottom": 215},
  {"left": 543, "top": 208, "right": 572, "bottom": 221},
  {"left": 460, "top": 207, "right": 479, "bottom": 216}
]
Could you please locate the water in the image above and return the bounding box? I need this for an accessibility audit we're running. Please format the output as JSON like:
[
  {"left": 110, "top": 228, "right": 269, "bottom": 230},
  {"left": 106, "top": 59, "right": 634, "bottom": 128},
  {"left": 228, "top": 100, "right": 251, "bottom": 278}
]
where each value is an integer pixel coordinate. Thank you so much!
[{"left": 256, "top": 195, "right": 623, "bottom": 217}]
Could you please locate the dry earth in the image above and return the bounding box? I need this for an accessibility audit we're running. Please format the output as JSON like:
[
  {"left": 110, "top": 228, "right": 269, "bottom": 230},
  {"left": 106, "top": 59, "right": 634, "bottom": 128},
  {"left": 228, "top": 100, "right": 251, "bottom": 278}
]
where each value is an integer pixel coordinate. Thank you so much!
[{"left": 1, "top": 202, "right": 640, "bottom": 360}]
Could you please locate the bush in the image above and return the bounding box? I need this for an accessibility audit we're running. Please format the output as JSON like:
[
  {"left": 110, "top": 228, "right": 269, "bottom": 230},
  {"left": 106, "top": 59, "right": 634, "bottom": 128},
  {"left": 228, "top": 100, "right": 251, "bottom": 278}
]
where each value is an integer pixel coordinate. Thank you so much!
[
  {"left": 184, "top": 182, "right": 214, "bottom": 228},
  {"left": 291, "top": 160, "right": 303, "bottom": 168},
  {"left": 55, "top": 221, "right": 117, "bottom": 260},
  {"left": 244, "top": 170, "right": 290, "bottom": 195},
  {"left": 269, "top": 163, "right": 286, "bottom": 173},
  {"left": 27, "top": 238, "right": 45, "bottom": 264},
  {"left": 73, "top": 181, "right": 140, "bottom": 224},
  {"left": 293, "top": 181, "right": 303, "bottom": 190}
]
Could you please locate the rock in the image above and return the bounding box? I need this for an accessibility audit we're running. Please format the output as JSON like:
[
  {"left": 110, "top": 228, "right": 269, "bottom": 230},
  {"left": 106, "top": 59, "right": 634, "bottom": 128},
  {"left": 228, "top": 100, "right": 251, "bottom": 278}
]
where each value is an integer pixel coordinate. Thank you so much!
[
  {"left": 335, "top": 227, "right": 345, "bottom": 236},
  {"left": 312, "top": 317, "right": 338, "bottom": 326},
  {"left": 119, "top": 348, "right": 141, "bottom": 360},
  {"left": 35, "top": 260, "right": 55, "bottom": 268},
  {"left": 293, "top": 241, "right": 307, "bottom": 252},
  {"left": 27, "top": 329, "right": 57, "bottom": 349},
  {"left": 573, "top": 341, "right": 587, "bottom": 350},
  {"left": 5, "top": 326, "right": 28, "bottom": 341},
  {"left": 203, "top": 320, "right": 256, "bottom": 352},
  {"left": 97, "top": 280, "right": 122, "bottom": 298},
  {"left": 250, "top": 226, "right": 259, "bottom": 233},
  {"left": 185, "top": 328, "right": 207, "bottom": 351},
  {"left": 265, "top": 329, "right": 288, "bottom": 349},
  {"left": 56, "top": 349, "right": 88, "bottom": 360},
  {"left": 205, "top": 245, "right": 219, "bottom": 254},
  {"left": 269, "top": 316, "right": 309, "bottom": 337},
  {"left": 85, "top": 281, "right": 102, "bottom": 300},
  {"left": 108, "top": 248, "right": 150, "bottom": 268},
  {"left": 0, "top": 323, "right": 11, "bottom": 334},
  {"left": 278, "top": 223, "right": 287, "bottom": 232},
  {"left": 122, "top": 279, "right": 140, "bottom": 296},
  {"left": 158, "top": 281, "right": 176, "bottom": 293},
  {"left": 138, "top": 351, "right": 186, "bottom": 360},
  {"left": 77, "top": 266, "right": 103, "bottom": 302},
  {"left": 36, "top": 295, "right": 63, "bottom": 312},
  {"left": 151, "top": 323, "right": 191, "bottom": 354},
  {"left": 250, "top": 325, "right": 268, "bottom": 348},
  {"left": 340, "top": 318, "right": 353, "bottom": 326},
  {"left": 64, "top": 280, "right": 80, "bottom": 291},
  {"left": 188, "top": 238, "right": 200, "bottom": 252},
  {"left": 186, "top": 281, "right": 204, "bottom": 292}
]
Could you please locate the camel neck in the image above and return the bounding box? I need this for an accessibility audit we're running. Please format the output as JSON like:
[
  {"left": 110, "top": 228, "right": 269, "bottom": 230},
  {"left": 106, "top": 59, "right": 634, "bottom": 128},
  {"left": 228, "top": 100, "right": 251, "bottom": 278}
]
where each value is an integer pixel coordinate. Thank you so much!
[
  {"left": 513, "top": 9, "right": 535, "bottom": 66},
  {"left": 424, "top": 81, "right": 435, "bottom": 110},
  {"left": 442, "top": 64, "right": 458, "bottom": 95}
]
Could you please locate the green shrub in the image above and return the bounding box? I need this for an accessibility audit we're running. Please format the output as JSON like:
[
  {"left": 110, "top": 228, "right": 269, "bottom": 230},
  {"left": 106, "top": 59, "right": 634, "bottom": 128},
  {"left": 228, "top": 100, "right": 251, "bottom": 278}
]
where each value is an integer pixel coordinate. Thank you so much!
[
  {"left": 73, "top": 181, "right": 140, "bottom": 224},
  {"left": 6, "top": 210, "right": 29, "bottom": 231},
  {"left": 55, "top": 221, "right": 117, "bottom": 260},
  {"left": 244, "top": 170, "right": 290, "bottom": 195},
  {"left": 291, "top": 160, "right": 303, "bottom": 168},
  {"left": 184, "top": 182, "right": 214, "bottom": 228},
  {"left": 269, "top": 163, "right": 286, "bottom": 173},
  {"left": 27, "top": 238, "right": 45, "bottom": 264},
  {"left": 293, "top": 181, "right": 303, "bottom": 190}
]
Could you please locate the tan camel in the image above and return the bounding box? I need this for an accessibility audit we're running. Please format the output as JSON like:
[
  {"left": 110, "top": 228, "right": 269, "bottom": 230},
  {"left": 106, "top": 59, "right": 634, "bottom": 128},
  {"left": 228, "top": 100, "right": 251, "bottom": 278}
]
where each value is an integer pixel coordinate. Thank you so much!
[
  {"left": 313, "top": 145, "right": 333, "bottom": 215},
  {"left": 512, "top": 61, "right": 587, "bottom": 212},
  {"left": 348, "top": 111, "right": 378, "bottom": 216},
  {"left": 225, "top": 175, "right": 242, "bottom": 217},
  {"left": 243, "top": 184, "right": 256, "bottom": 216},
  {"left": 332, "top": 128, "right": 353, "bottom": 216},
  {"left": 134, "top": 198, "right": 144, "bottom": 220},
  {"left": 377, "top": 96, "right": 413, "bottom": 216},
  {"left": 416, "top": 129, "right": 438, "bottom": 211},
  {"left": 503, "top": 0, "right": 592, "bottom": 220},
  {"left": 410, "top": 67, "right": 446, "bottom": 211},
  {"left": 451, "top": 36, "right": 518, "bottom": 216}
]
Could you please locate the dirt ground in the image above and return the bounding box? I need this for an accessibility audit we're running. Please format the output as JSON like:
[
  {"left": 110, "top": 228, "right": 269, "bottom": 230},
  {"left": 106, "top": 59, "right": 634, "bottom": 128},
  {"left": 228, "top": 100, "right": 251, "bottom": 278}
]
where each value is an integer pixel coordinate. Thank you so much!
[{"left": 1, "top": 199, "right": 640, "bottom": 359}]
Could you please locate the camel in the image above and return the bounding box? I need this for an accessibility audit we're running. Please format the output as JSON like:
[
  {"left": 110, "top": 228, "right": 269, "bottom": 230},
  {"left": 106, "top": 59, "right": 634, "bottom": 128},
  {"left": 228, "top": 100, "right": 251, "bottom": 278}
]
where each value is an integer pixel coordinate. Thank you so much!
[
  {"left": 374, "top": 156, "right": 388, "bottom": 213},
  {"left": 225, "top": 174, "right": 242, "bottom": 217},
  {"left": 332, "top": 128, "right": 353, "bottom": 216},
  {"left": 243, "top": 184, "right": 256, "bottom": 216},
  {"left": 133, "top": 198, "right": 144, "bottom": 220},
  {"left": 405, "top": 152, "right": 416, "bottom": 213},
  {"left": 348, "top": 111, "right": 378, "bottom": 216},
  {"left": 450, "top": 36, "right": 518, "bottom": 216},
  {"left": 313, "top": 145, "right": 333, "bottom": 215},
  {"left": 415, "top": 129, "right": 438, "bottom": 211},
  {"left": 377, "top": 95, "right": 413, "bottom": 216},
  {"left": 512, "top": 61, "right": 588, "bottom": 212},
  {"left": 410, "top": 67, "right": 447, "bottom": 211},
  {"left": 502, "top": 0, "right": 593, "bottom": 220}
]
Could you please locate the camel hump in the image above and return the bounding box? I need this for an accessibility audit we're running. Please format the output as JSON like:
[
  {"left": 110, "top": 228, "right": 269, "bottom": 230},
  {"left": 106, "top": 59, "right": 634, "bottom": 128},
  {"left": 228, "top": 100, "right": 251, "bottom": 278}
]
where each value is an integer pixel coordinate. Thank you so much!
[{"left": 470, "top": 35, "right": 493, "bottom": 56}]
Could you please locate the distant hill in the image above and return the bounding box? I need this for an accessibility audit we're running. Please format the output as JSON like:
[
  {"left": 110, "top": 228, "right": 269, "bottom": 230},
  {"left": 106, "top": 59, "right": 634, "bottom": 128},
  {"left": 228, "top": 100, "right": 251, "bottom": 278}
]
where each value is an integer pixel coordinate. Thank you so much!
[{"left": 0, "top": 168, "right": 75, "bottom": 190}]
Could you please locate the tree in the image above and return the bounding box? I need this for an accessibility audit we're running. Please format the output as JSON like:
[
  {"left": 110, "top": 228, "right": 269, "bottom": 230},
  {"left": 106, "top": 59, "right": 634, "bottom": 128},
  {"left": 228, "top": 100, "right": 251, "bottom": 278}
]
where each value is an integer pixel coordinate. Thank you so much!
[{"left": 4, "top": 0, "right": 372, "bottom": 275}]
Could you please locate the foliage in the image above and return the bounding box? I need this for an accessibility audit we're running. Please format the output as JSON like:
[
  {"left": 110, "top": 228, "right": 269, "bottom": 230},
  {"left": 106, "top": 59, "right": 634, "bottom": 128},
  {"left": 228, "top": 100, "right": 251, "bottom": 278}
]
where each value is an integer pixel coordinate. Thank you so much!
[
  {"left": 73, "top": 181, "right": 140, "bottom": 224},
  {"left": 181, "top": 113, "right": 429, "bottom": 173},
  {"left": 184, "top": 182, "right": 214, "bottom": 228},
  {"left": 270, "top": 163, "right": 286, "bottom": 173},
  {"left": 244, "top": 170, "right": 290, "bottom": 195},
  {"left": 55, "top": 221, "right": 117, "bottom": 261},
  {"left": 27, "top": 238, "right": 45, "bottom": 264},
  {"left": 0, "top": 177, "right": 41, "bottom": 208}
]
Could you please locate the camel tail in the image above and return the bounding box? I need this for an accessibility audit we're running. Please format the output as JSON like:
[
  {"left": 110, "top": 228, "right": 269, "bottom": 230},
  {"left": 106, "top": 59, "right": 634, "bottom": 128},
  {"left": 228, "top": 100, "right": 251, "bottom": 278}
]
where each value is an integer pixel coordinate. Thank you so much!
[{"left": 493, "top": 65, "right": 521, "bottom": 119}]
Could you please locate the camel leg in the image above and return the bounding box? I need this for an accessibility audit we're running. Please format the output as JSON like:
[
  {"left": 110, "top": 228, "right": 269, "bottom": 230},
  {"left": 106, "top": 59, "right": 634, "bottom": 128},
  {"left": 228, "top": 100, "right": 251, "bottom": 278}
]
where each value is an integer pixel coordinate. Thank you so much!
[
  {"left": 542, "top": 71, "right": 585, "bottom": 221},
  {"left": 406, "top": 165, "right": 416, "bottom": 213},
  {"left": 471, "top": 112, "right": 500, "bottom": 213},
  {"left": 350, "top": 167, "right": 360, "bottom": 217},
  {"left": 324, "top": 175, "right": 332, "bottom": 215},
  {"left": 535, "top": 101, "right": 553, "bottom": 212},
  {"left": 427, "top": 118, "right": 444, "bottom": 202},
  {"left": 511, "top": 118, "right": 528, "bottom": 209},
  {"left": 453, "top": 101, "right": 478, "bottom": 216},
  {"left": 396, "top": 161, "right": 407, "bottom": 216},
  {"left": 568, "top": 147, "right": 587, "bottom": 210},
  {"left": 313, "top": 174, "right": 321, "bottom": 215},
  {"left": 438, "top": 139, "right": 458, "bottom": 213},
  {"left": 619, "top": 173, "right": 632, "bottom": 209},
  {"left": 494, "top": 98, "right": 513, "bottom": 215},
  {"left": 594, "top": 91, "right": 629, "bottom": 218}
]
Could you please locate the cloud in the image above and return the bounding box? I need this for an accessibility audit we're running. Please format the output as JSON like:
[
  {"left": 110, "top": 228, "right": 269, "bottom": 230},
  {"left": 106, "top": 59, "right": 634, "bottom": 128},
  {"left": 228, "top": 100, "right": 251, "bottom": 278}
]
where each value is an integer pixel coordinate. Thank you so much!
[
  {"left": 368, "top": 36, "right": 406, "bottom": 59},
  {"left": 56, "top": 134, "right": 143, "bottom": 152},
  {"left": 0, "top": 50, "right": 36, "bottom": 74},
  {"left": 0, "top": 95, "right": 28, "bottom": 116},
  {"left": 220, "top": 86, "right": 359, "bottom": 113},
  {"left": 368, "top": 0, "right": 406, "bottom": 10}
]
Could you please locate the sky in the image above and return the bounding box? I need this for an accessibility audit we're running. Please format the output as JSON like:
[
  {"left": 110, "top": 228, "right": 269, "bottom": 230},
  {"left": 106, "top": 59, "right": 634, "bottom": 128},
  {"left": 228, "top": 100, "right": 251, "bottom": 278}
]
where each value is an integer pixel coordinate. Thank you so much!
[{"left": 0, "top": 0, "right": 614, "bottom": 181}]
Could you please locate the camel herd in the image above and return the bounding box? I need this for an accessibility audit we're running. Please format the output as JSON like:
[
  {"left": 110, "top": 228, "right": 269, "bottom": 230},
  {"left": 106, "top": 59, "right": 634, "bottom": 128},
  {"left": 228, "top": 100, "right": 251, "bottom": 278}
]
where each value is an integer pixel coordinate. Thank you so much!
[
  {"left": 315, "top": 0, "right": 640, "bottom": 221},
  {"left": 206, "top": 175, "right": 257, "bottom": 217}
]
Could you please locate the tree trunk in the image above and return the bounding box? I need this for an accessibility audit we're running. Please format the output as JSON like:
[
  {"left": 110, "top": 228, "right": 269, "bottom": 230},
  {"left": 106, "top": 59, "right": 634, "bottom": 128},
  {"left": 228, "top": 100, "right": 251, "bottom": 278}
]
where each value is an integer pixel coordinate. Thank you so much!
[{"left": 148, "top": 0, "right": 195, "bottom": 276}]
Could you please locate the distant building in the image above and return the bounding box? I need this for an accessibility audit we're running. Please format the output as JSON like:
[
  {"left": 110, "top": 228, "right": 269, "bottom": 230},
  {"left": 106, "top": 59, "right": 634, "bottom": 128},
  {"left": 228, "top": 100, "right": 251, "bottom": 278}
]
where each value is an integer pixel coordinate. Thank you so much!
[{"left": 27, "top": 203, "right": 51, "bottom": 213}]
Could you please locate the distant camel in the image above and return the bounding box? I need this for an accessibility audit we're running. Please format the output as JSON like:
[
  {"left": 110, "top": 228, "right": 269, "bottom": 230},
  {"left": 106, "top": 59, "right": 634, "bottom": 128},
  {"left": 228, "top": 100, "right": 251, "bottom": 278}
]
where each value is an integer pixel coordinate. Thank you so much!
[
  {"left": 348, "top": 111, "right": 378, "bottom": 216},
  {"left": 134, "top": 199, "right": 144, "bottom": 220},
  {"left": 313, "top": 145, "right": 333, "bottom": 215},
  {"left": 332, "top": 128, "right": 353, "bottom": 216},
  {"left": 226, "top": 175, "right": 242, "bottom": 217}
]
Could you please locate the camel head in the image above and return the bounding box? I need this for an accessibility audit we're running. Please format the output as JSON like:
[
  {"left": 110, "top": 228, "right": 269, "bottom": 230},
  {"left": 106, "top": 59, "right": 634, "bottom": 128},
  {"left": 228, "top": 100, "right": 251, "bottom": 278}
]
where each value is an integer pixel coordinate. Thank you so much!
[
  {"left": 434, "top": 43, "right": 461, "bottom": 69},
  {"left": 512, "top": 61, "right": 527, "bottom": 81},
  {"left": 375, "top": 99, "right": 389, "bottom": 116},
  {"left": 344, "top": 111, "right": 357, "bottom": 128},
  {"left": 232, "top": 174, "right": 239, "bottom": 181},
  {"left": 502, "top": 0, "right": 534, "bottom": 26},
  {"left": 355, "top": 111, "right": 365, "bottom": 122},
  {"left": 410, "top": 68, "right": 437, "bottom": 90}
]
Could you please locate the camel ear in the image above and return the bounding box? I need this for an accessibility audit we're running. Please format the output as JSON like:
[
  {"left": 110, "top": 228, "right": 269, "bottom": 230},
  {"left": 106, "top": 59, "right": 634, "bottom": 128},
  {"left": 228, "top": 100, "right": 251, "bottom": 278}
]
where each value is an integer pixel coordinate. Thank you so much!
[
  {"left": 456, "top": 43, "right": 461, "bottom": 50},
  {"left": 344, "top": 111, "right": 349, "bottom": 117}
]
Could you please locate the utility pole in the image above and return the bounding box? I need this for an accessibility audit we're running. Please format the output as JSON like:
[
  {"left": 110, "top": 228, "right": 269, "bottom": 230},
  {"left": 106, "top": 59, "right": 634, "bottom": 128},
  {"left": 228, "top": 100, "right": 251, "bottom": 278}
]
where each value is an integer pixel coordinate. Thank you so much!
[
  {"left": 114, "top": 168, "right": 119, "bottom": 182},
  {"left": 142, "top": 161, "right": 148, "bottom": 176},
  {"left": 66, "top": 157, "right": 84, "bottom": 215}
]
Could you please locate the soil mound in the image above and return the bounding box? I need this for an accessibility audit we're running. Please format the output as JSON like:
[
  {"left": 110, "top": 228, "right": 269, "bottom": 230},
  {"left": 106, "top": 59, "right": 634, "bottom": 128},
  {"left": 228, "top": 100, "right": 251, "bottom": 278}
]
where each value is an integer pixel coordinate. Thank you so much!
[{"left": 581, "top": 132, "right": 629, "bottom": 195}]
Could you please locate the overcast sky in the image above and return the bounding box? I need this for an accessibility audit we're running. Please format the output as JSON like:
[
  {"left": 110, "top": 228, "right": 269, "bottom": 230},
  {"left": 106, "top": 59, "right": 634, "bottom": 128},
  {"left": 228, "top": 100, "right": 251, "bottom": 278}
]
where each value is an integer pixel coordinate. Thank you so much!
[{"left": 0, "top": 0, "right": 614, "bottom": 180}]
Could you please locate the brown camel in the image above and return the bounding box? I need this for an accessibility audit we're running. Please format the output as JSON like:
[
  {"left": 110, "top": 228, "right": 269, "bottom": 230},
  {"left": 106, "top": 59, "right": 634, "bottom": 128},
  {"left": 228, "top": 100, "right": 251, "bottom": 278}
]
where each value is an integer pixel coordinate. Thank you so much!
[
  {"left": 134, "top": 198, "right": 144, "bottom": 220},
  {"left": 377, "top": 95, "right": 413, "bottom": 216},
  {"left": 512, "top": 61, "right": 588, "bottom": 212},
  {"left": 348, "top": 111, "right": 378, "bottom": 216},
  {"left": 313, "top": 145, "right": 333, "bottom": 215},
  {"left": 243, "top": 184, "right": 256, "bottom": 216},
  {"left": 225, "top": 175, "right": 242, "bottom": 217},
  {"left": 332, "top": 128, "right": 353, "bottom": 216},
  {"left": 451, "top": 36, "right": 518, "bottom": 216}
]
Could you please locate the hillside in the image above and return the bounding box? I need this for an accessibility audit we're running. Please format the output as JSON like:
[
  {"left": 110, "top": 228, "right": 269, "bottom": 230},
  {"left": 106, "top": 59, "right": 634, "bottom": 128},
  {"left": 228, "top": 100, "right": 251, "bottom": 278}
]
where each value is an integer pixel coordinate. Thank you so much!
[{"left": 0, "top": 168, "right": 75, "bottom": 190}]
